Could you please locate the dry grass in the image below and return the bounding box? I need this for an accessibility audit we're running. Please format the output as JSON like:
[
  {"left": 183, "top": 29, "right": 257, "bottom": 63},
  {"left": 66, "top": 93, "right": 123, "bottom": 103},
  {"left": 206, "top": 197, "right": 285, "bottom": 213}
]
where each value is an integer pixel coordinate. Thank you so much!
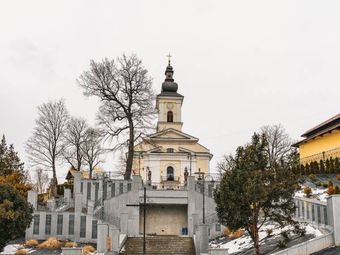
[
  {"left": 82, "top": 245, "right": 96, "bottom": 255},
  {"left": 223, "top": 227, "right": 245, "bottom": 240},
  {"left": 37, "top": 237, "right": 62, "bottom": 250},
  {"left": 15, "top": 249, "right": 28, "bottom": 255},
  {"left": 64, "top": 242, "right": 78, "bottom": 248},
  {"left": 25, "top": 239, "right": 39, "bottom": 247}
]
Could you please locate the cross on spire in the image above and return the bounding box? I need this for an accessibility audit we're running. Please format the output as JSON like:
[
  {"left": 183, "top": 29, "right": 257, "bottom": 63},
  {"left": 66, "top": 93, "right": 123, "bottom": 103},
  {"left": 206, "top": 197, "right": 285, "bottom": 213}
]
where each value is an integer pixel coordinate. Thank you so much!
[{"left": 166, "top": 53, "right": 172, "bottom": 65}]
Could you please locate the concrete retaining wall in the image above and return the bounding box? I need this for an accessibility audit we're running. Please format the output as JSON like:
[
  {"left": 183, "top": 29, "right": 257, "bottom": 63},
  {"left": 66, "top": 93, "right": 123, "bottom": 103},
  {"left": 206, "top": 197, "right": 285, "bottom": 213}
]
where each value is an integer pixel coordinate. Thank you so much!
[{"left": 271, "top": 232, "right": 334, "bottom": 255}]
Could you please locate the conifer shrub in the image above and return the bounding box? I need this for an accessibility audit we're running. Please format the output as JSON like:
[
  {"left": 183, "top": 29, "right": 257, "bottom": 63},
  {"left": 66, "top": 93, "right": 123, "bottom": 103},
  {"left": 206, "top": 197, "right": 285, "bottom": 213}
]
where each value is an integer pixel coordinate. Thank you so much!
[
  {"left": 304, "top": 187, "right": 312, "bottom": 197},
  {"left": 277, "top": 240, "right": 287, "bottom": 249},
  {"left": 15, "top": 249, "right": 28, "bottom": 255},
  {"left": 335, "top": 157, "right": 340, "bottom": 173},
  {"left": 328, "top": 180, "right": 333, "bottom": 187},
  {"left": 25, "top": 239, "right": 39, "bottom": 247},
  {"left": 64, "top": 242, "right": 77, "bottom": 248},
  {"left": 37, "top": 237, "right": 62, "bottom": 250},
  {"left": 281, "top": 231, "right": 290, "bottom": 242},
  {"left": 327, "top": 186, "right": 335, "bottom": 195},
  {"left": 308, "top": 174, "right": 316, "bottom": 181},
  {"left": 82, "top": 245, "right": 96, "bottom": 255},
  {"left": 336, "top": 174, "right": 340, "bottom": 181},
  {"left": 334, "top": 186, "right": 340, "bottom": 195},
  {"left": 266, "top": 228, "right": 273, "bottom": 237},
  {"left": 320, "top": 160, "right": 325, "bottom": 174},
  {"left": 293, "top": 224, "right": 306, "bottom": 237},
  {"left": 316, "top": 181, "right": 322, "bottom": 187},
  {"left": 322, "top": 182, "right": 329, "bottom": 188}
]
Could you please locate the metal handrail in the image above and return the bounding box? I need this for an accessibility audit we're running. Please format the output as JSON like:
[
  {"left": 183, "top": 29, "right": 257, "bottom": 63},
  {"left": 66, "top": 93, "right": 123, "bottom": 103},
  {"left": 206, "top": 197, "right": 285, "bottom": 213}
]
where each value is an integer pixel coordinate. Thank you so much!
[{"left": 300, "top": 147, "right": 340, "bottom": 164}]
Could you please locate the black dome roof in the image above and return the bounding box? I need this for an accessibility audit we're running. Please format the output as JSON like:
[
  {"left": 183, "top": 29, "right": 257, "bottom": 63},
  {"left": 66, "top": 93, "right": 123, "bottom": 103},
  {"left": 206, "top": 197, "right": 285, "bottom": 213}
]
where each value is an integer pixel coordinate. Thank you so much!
[{"left": 161, "top": 63, "right": 178, "bottom": 92}]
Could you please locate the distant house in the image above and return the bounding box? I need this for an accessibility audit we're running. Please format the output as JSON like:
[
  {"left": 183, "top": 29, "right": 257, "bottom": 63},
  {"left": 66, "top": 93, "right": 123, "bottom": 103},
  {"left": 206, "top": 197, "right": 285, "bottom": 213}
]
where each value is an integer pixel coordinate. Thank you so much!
[{"left": 294, "top": 114, "right": 340, "bottom": 165}]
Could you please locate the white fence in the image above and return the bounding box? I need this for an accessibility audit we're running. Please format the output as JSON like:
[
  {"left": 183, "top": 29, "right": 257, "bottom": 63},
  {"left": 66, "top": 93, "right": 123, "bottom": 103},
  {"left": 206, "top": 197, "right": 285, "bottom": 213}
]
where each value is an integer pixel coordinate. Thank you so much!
[{"left": 271, "top": 232, "right": 334, "bottom": 255}]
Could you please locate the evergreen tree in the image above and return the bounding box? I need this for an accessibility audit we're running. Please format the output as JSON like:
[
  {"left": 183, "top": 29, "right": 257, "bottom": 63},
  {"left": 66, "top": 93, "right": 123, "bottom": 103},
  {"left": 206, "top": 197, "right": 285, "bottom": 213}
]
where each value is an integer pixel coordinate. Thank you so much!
[
  {"left": 314, "top": 161, "right": 320, "bottom": 174},
  {"left": 325, "top": 159, "right": 331, "bottom": 174},
  {"left": 0, "top": 135, "right": 31, "bottom": 197},
  {"left": 320, "top": 160, "right": 325, "bottom": 174},
  {"left": 335, "top": 157, "right": 340, "bottom": 173},
  {"left": 214, "top": 133, "right": 298, "bottom": 255},
  {"left": 0, "top": 184, "right": 33, "bottom": 251},
  {"left": 300, "top": 164, "right": 305, "bottom": 175},
  {"left": 329, "top": 157, "right": 335, "bottom": 174},
  {"left": 305, "top": 163, "right": 310, "bottom": 175}
]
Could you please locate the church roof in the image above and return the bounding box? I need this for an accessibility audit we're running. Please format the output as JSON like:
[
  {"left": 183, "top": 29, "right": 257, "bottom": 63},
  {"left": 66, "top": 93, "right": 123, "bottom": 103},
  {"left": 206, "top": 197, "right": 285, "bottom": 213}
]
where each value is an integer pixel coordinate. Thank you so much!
[{"left": 158, "top": 61, "right": 183, "bottom": 98}]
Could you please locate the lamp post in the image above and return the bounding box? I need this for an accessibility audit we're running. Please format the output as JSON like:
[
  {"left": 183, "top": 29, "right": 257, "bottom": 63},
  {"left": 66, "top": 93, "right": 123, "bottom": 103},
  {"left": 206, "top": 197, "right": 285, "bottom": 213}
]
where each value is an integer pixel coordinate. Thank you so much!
[
  {"left": 187, "top": 153, "right": 195, "bottom": 176},
  {"left": 194, "top": 171, "right": 215, "bottom": 224},
  {"left": 138, "top": 152, "right": 143, "bottom": 176}
]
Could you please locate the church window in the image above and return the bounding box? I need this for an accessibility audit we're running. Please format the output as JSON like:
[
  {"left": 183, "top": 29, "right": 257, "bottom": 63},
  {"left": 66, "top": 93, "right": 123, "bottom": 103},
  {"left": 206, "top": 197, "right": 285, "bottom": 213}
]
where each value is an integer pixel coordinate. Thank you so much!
[
  {"left": 87, "top": 183, "right": 91, "bottom": 200},
  {"left": 33, "top": 215, "right": 40, "bottom": 235},
  {"left": 166, "top": 166, "right": 174, "bottom": 181},
  {"left": 167, "top": 148, "right": 174, "bottom": 153},
  {"left": 167, "top": 111, "right": 173, "bottom": 122},
  {"left": 111, "top": 183, "right": 116, "bottom": 197}
]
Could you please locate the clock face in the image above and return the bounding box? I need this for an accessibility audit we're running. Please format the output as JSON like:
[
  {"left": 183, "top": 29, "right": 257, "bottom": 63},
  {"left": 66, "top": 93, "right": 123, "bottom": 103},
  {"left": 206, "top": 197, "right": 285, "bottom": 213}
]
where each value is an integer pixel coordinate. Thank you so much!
[{"left": 167, "top": 103, "right": 174, "bottom": 110}]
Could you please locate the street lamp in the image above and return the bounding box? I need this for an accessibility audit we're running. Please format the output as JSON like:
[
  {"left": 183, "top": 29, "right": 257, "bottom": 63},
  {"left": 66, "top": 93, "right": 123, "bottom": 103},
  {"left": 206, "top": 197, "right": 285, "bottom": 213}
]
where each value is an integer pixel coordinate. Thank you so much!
[
  {"left": 138, "top": 152, "right": 143, "bottom": 176},
  {"left": 194, "top": 171, "right": 215, "bottom": 224}
]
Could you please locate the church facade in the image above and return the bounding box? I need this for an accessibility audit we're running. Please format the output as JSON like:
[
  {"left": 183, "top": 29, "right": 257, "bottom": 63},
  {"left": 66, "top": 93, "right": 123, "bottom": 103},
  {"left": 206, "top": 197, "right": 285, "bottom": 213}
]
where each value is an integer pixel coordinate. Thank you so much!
[{"left": 133, "top": 61, "right": 213, "bottom": 187}]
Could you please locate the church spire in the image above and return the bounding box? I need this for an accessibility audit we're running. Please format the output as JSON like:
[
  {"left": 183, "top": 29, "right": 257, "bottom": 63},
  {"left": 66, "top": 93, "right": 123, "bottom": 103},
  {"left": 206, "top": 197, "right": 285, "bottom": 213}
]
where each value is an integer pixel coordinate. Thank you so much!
[{"left": 162, "top": 55, "right": 178, "bottom": 92}]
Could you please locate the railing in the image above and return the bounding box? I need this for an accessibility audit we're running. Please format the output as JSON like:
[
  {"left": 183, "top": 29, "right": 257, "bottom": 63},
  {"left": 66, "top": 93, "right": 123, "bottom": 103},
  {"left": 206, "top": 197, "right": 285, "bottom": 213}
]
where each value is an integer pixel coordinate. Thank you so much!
[
  {"left": 300, "top": 147, "right": 340, "bottom": 165},
  {"left": 144, "top": 181, "right": 187, "bottom": 190},
  {"left": 160, "top": 175, "right": 181, "bottom": 182}
]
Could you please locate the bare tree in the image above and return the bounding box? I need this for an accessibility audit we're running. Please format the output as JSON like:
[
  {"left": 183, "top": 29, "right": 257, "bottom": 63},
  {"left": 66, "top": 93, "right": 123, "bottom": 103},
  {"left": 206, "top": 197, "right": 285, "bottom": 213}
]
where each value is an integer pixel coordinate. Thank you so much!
[
  {"left": 78, "top": 54, "right": 155, "bottom": 179},
  {"left": 261, "top": 124, "right": 296, "bottom": 167},
  {"left": 26, "top": 99, "right": 69, "bottom": 190},
  {"left": 33, "top": 168, "right": 49, "bottom": 193},
  {"left": 63, "top": 117, "right": 88, "bottom": 171},
  {"left": 81, "top": 128, "right": 104, "bottom": 179}
]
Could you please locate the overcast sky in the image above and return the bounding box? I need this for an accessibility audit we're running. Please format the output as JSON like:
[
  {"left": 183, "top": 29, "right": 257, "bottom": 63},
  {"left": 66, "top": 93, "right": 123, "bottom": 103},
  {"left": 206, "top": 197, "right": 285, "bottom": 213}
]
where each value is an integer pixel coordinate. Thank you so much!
[{"left": 1, "top": 0, "right": 339, "bottom": 180}]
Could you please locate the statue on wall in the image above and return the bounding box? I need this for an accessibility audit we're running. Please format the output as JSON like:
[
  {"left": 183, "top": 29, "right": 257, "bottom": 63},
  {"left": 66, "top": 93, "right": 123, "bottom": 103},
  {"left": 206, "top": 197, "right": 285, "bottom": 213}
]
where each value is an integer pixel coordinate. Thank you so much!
[{"left": 184, "top": 167, "right": 189, "bottom": 182}]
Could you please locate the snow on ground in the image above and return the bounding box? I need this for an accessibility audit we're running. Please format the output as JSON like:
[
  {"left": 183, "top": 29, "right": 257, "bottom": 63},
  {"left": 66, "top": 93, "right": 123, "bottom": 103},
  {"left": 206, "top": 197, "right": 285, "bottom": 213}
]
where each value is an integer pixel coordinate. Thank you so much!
[
  {"left": 0, "top": 244, "right": 34, "bottom": 255},
  {"left": 295, "top": 187, "right": 329, "bottom": 202},
  {"left": 209, "top": 222, "right": 323, "bottom": 254}
]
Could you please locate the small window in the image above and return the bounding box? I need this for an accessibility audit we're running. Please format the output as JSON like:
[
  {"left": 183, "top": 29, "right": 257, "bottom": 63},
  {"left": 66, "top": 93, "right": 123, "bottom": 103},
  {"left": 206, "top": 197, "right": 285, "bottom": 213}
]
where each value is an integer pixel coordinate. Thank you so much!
[
  {"left": 167, "top": 166, "right": 174, "bottom": 181},
  {"left": 87, "top": 183, "right": 91, "bottom": 200},
  {"left": 127, "top": 183, "right": 132, "bottom": 192},
  {"left": 45, "top": 214, "right": 52, "bottom": 235},
  {"left": 111, "top": 183, "right": 116, "bottom": 197},
  {"left": 167, "top": 148, "right": 174, "bottom": 153},
  {"left": 57, "top": 215, "right": 63, "bottom": 235},
  {"left": 80, "top": 216, "right": 86, "bottom": 238},
  {"left": 33, "top": 215, "right": 40, "bottom": 235},
  {"left": 69, "top": 214, "right": 75, "bottom": 235},
  {"left": 167, "top": 111, "right": 173, "bottom": 122}
]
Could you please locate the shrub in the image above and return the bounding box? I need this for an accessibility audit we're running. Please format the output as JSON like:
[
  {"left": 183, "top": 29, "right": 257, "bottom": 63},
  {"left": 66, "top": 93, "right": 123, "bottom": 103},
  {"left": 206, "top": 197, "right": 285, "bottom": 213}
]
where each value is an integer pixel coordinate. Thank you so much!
[
  {"left": 266, "top": 228, "right": 273, "bottom": 237},
  {"left": 25, "top": 239, "right": 39, "bottom": 247},
  {"left": 281, "top": 231, "right": 290, "bottom": 242},
  {"left": 277, "top": 240, "right": 287, "bottom": 249},
  {"left": 229, "top": 229, "right": 245, "bottom": 240},
  {"left": 15, "top": 249, "right": 28, "bottom": 255},
  {"left": 64, "top": 242, "right": 77, "bottom": 248},
  {"left": 334, "top": 186, "right": 340, "bottom": 195},
  {"left": 293, "top": 224, "right": 306, "bottom": 237},
  {"left": 304, "top": 187, "right": 312, "bottom": 197},
  {"left": 308, "top": 174, "right": 316, "bottom": 181},
  {"left": 37, "top": 237, "right": 62, "bottom": 250},
  {"left": 327, "top": 186, "right": 335, "bottom": 195},
  {"left": 82, "top": 245, "right": 96, "bottom": 255},
  {"left": 322, "top": 182, "right": 329, "bottom": 188},
  {"left": 329, "top": 180, "right": 333, "bottom": 187},
  {"left": 223, "top": 227, "right": 231, "bottom": 237},
  {"left": 336, "top": 174, "right": 340, "bottom": 181}
]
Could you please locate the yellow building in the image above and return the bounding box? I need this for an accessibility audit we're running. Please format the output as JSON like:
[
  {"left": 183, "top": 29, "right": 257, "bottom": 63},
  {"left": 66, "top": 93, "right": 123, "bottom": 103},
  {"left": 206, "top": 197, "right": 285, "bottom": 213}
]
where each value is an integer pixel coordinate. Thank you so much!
[
  {"left": 294, "top": 114, "right": 340, "bottom": 165},
  {"left": 132, "top": 61, "right": 213, "bottom": 187}
]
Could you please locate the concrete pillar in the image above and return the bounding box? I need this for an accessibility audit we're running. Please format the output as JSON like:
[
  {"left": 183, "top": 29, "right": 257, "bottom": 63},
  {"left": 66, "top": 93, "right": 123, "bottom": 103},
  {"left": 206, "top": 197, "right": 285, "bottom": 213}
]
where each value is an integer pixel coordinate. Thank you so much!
[
  {"left": 109, "top": 225, "right": 120, "bottom": 253},
  {"left": 132, "top": 175, "right": 142, "bottom": 190},
  {"left": 327, "top": 195, "right": 340, "bottom": 245},
  {"left": 27, "top": 190, "right": 38, "bottom": 210},
  {"left": 74, "top": 172, "right": 82, "bottom": 194},
  {"left": 198, "top": 224, "right": 209, "bottom": 254},
  {"left": 47, "top": 198, "right": 56, "bottom": 211},
  {"left": 74, "top": 172, "right": 82, "bottom": 242},
  {"left": 120, "top": 212, "right": 128, "bottom": 234},
  {"left": 97, "top": 223, "right": 109, "bottom": 253},
  {"left": 64, "top": 189, "right": 71, "bottom": 202},
  {"left": 187, "top": 176, "right": 195, "bottom": 192}
]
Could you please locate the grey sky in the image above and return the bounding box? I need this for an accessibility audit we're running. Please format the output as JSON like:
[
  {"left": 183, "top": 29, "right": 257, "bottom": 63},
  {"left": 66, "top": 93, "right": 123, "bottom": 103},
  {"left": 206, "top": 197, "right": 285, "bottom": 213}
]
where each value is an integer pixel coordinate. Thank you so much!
[{"left": 1, "top": 0, "right": 339, "bottom": 180}]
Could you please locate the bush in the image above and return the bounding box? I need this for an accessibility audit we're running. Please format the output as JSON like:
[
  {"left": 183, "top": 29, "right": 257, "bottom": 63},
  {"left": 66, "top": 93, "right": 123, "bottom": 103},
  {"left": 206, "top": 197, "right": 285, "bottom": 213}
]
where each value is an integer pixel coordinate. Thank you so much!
[
  {"left": 37, "top": 237, "right": 62, "bottom": 250},
  {"left": 336, "top": 174, "right": 340, "bottom": 181},
  {"left": 64, "top": 242, "right": 77, "bottom": 248},
  {"left": 293, "top": 224, "right": 306, "bottom": 237},
  {"left": 25, "top": 239, "right": 39, "bottom": 247},
  {"left": 277, "top": 240, "right": 287, "bottom": 249},
  {"left": 334, "top": 186, "right": 340, "bottom": 195},
  {"left": 327, "top": 186, "right": 335, "bottom": 195},
  {"left": 281, "top": 231, "right": 290, "bottom": 242},
  {"left": 329, "top": 180, "right": 333, "bottom": 187},
  {"left": 322, "top": 182, "right": 329, "bottom": 188},
  {"left": 266, "top": 228, "right": 273, "bottom": 237},
  {"left": 222, "top": 227, "right": 244, "bottom": 239},
  {"left": 316, "top": 181, "right": 322, "bottom": 187},
  {"left": 308, "top": 174, "right": 316, "bottom": 181},
  {"left": 15, "top": 249, "right": 28, "bottom": 255},
  {"left": 82, "top": 245, "right": 96, "bottom": 255},
  {"left": 304, "top": 187, "right": 312, "bottom": 197}
]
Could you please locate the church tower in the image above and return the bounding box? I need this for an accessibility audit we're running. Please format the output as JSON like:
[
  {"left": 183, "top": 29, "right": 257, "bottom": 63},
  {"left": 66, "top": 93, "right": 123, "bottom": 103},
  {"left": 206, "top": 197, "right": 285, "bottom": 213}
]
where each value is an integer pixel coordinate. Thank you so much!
[{"left": 156, "top": 61, "right": 184, "bottom": 132}]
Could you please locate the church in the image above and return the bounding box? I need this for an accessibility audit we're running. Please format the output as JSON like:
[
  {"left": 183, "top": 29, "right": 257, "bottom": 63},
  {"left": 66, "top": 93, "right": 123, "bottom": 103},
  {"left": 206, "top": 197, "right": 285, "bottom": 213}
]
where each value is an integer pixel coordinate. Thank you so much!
[
  {"left": 25, "top": 60, "right": 222, "bottom": 255},
  {"left": 132, "top": 60, "right": 213, "bottom": 188}
]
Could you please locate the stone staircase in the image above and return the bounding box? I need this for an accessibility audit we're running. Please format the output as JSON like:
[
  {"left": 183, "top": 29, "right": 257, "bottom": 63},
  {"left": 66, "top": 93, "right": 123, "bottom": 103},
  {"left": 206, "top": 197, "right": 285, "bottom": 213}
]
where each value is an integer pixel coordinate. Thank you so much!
[{"left": 119, "top": 236, "right": 196, "bottom": 255}]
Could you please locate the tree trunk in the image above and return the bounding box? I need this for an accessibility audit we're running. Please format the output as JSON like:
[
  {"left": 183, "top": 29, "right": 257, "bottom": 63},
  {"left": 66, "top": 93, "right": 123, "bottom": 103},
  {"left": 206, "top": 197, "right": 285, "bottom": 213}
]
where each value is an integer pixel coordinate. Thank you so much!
[
  {"left": 255, "top": 228, "right": 260, "bottom": 255},
  {"left": 124, "top": 121, "right": 134, "bottom": 180},
  {"left": 51, "top": 160, "right": 58, "bottom": 197}
]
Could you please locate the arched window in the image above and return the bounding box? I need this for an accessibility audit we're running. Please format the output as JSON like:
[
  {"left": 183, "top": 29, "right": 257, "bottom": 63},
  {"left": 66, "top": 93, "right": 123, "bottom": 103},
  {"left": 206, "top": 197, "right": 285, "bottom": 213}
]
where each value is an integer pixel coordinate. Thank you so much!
[
  {"left": 166, "top": 166, "right": 174, "bottom": 181},
  {"left": 167, "top": 111, "right": 173, "bottom": 123}
]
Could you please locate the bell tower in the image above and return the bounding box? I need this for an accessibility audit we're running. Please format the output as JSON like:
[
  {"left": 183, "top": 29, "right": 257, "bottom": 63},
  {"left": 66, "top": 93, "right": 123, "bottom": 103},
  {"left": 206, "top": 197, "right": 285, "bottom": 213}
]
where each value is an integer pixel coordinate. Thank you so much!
[{"left": 156, "top": 59, "right": 184, "bottom": 132}]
